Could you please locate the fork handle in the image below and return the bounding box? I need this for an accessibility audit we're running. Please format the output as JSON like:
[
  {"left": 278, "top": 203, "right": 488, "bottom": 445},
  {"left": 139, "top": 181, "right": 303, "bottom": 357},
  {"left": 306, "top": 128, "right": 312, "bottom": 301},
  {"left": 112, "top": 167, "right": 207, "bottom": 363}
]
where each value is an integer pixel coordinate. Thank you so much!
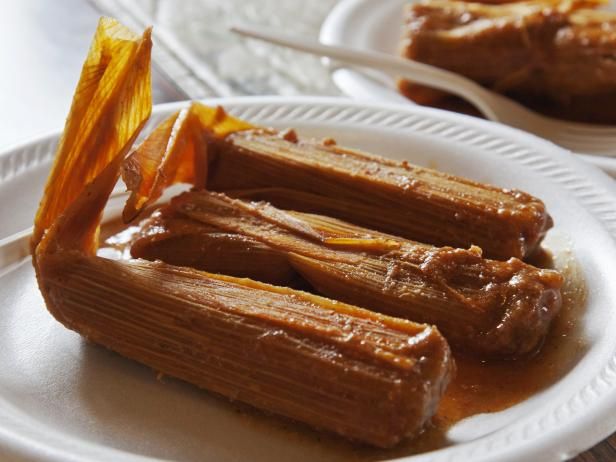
[{"left": 231, "top": 25, "right": 499, "bottom": 120}]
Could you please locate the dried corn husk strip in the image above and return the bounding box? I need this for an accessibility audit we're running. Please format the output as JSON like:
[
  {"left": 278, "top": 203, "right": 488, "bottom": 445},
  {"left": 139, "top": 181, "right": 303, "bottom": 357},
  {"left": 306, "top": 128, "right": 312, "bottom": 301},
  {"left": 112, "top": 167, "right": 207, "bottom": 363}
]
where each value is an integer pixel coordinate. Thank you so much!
[
  {"left": 122, "top": 103, "right": 253, "bottom": 221},
  {"left": 32, "top": 18, "right": 152, "bottom": 252},
  {"left": 171, "top": 191, "right": 562, "bottom": 357}
]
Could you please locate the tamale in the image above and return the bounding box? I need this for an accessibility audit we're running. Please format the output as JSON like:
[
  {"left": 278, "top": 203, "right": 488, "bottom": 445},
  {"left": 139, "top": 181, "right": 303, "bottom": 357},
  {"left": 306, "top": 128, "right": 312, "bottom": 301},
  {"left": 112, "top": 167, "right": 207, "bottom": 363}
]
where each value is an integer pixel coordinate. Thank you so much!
[
  {"left": 398, "top": 0, "right": 616, "bottom": 124},
  {"left": 39, "top": 251, "right": 452, "bottom": 448},
  {"left": 119, "top": 104, "right": 552, "bottom": 262},
  {"left": 31, "top": 18, "right": 454, "bottom": 448},
  {"left": 204, "top": 129, "right": 552, "bottom": 260},
  {"left": 160, "top": 191, "right": 562, "bottom": 358}
]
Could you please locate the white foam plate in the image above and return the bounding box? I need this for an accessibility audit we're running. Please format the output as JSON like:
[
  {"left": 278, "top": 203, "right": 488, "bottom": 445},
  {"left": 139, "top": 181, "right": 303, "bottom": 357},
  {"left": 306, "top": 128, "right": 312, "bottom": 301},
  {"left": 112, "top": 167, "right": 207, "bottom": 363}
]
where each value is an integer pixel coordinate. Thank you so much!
[{"left": 2, "top": 97, "right": 616, "bottom": 462}]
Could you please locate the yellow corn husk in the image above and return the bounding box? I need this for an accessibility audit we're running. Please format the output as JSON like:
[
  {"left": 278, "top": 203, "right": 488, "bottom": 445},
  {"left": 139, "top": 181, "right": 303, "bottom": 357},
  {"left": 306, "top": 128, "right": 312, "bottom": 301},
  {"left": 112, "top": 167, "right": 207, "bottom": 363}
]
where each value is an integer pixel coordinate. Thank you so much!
[
  {"left": 32, "top": 17, "right": 152, "bottom": 254},
  {"left": 121, "top": 103, "right": 253, "bottom": 222},
  {"left": 169, "top": 191, "right": 563, "bottom": 358},
  {"left": 31, "top": 18, "right": 454, "bottom": 448}
]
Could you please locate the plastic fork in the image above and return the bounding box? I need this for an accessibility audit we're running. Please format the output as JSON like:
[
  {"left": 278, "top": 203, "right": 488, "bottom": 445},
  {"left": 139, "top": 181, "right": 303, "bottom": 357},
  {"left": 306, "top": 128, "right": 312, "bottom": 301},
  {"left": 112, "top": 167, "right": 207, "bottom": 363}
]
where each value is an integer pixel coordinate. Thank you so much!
[{"left": 231, "top": 25, "right": 616, "bottom": 157}]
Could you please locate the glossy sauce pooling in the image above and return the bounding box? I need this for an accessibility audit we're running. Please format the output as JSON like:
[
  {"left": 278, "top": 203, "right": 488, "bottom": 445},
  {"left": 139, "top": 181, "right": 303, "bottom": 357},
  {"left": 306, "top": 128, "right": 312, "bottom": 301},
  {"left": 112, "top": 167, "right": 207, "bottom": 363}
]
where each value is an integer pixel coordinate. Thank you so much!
[{"left": 370, "top": 247, "right": 587, "bottom": 458}]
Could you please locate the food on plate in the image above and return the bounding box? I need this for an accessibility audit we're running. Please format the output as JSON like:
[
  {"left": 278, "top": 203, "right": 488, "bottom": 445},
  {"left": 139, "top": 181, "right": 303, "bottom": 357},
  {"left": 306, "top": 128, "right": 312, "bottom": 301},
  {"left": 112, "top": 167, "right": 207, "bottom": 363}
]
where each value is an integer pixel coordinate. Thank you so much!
[
  {"left": 122, "top": 106, "right": 553, "bottom": 261},
  {"left": 399, "top": 0, "right": 616, "bottom": 124},
  {"left": 31, "top": 16, "right": 566, "bottom": 449},
  {"left": 31, "top": 17, "right": 453, "bottom": 448},
  {"left": 127, "top": 192, "right": 562, "bottom": 358}
]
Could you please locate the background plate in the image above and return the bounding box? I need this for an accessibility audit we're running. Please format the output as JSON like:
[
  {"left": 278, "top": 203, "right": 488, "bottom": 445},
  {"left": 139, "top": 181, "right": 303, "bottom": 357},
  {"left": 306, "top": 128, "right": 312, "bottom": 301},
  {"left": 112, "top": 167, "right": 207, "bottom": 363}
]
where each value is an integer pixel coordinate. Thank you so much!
[
  {"left": 319, "top": 0, "right": 616, "bottom": 170},
  {"left": 3, "top": 97, "right": 616, "bottom": 462},
  {"left": 319, "top": 0, "right": 616, "bottom": 105}
]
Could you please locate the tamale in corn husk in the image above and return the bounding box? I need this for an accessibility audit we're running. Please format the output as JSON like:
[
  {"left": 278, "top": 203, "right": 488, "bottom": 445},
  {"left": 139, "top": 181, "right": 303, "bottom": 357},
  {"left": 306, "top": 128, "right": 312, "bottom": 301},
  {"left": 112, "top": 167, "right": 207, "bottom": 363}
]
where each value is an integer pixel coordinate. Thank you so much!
[
  {"left": 126, "top": 191, "right": 562, "bottom": 358},
  {"left": 120, "top": 106, "right": 552, "bottom": 261},
  {"left": 205, "top": 129, "right": 552, "bottom": 261},
  {"left": 31, "top": 18, "right": 454, "bottom": 448}
]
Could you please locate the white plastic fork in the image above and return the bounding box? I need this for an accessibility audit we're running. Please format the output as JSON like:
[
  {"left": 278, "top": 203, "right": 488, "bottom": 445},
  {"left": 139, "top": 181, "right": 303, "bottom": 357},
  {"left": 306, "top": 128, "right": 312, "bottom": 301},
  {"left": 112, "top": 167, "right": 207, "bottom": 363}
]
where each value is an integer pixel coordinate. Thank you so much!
[{"left": 231, "top": 25, "right": 616, "bottom": 157}]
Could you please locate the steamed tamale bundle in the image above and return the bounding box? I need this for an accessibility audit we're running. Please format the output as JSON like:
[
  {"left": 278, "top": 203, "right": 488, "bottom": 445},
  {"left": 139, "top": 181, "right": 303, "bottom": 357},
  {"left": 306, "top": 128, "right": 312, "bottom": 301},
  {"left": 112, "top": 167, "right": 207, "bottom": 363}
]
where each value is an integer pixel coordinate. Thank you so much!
[
  {"left": 31, "top": 17, "right": 455, "bottom": 448},
  {"left": 32, "top": 15, "right": 568, "bottom": 450},
  {"left": 398, "top": 0, "right": 616, "bottom": 124},
  {"left": 125, "top": 193, "right": 562, "bottom": 358},
  {"left": 205, "top": 130, "right": 552, "bottom": 260},
  {"left": 119, "top": 103, "right": 553, "bottom": 261}
]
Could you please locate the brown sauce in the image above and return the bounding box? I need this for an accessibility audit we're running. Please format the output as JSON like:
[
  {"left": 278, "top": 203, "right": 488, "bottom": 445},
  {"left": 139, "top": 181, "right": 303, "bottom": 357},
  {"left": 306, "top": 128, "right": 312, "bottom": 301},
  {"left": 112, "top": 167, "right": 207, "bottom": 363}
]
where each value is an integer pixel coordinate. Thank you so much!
[
  {"left": 99, "top": 216, "right": 587, "bottom": 457},
  {"left": 369, "top": 246, "right": 587, "bottom": 458}
]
